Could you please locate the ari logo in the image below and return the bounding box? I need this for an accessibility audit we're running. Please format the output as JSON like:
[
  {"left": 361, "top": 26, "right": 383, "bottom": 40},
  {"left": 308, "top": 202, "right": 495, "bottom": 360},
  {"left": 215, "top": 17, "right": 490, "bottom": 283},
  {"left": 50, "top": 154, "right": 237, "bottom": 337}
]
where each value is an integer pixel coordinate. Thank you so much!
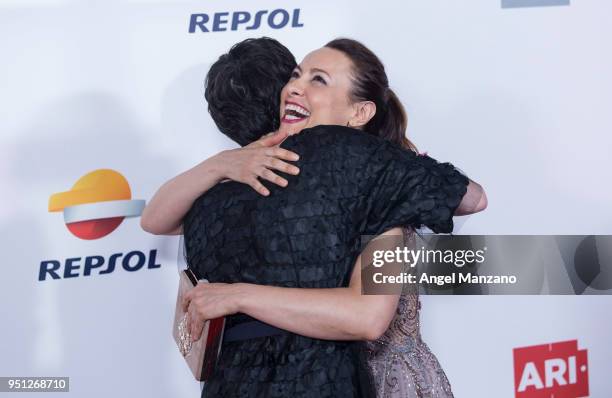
[
  {"left": 513, "top": 340, "right": 588, "bottom": 398},
  {"left": 48, "top": 169, "right": 145, "bottom": 240}
]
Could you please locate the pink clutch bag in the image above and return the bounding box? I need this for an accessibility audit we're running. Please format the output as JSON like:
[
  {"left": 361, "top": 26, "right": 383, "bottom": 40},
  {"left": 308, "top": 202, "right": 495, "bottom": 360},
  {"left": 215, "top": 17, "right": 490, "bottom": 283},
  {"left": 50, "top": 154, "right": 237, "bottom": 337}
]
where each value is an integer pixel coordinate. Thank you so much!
[{"left": 173, "top": 268, "right": 226, "bottom": 381}]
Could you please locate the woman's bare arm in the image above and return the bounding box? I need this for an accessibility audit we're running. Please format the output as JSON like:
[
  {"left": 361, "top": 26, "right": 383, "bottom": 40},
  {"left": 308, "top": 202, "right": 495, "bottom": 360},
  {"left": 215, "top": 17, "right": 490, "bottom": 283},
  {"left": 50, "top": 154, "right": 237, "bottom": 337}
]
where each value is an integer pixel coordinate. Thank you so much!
[
  {"left": 140, "top": 132, "right": 299, "bottom": 235},
  {"left": 185, "top": 228, "right": 404, "bottom": 342},
  {"left": 234, "top": 264, "right": 397, "bottom": 341},
  {"left": 140, "top": 157, "right": 223, "bottom": 235}
]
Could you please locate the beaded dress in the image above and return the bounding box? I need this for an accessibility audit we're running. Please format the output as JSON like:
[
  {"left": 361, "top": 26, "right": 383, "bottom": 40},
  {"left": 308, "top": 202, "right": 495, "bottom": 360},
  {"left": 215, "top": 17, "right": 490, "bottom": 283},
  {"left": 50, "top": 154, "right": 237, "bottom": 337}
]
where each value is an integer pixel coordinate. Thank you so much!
[{"left": 363, "top": 228, "right": 455, "bottom": 398}]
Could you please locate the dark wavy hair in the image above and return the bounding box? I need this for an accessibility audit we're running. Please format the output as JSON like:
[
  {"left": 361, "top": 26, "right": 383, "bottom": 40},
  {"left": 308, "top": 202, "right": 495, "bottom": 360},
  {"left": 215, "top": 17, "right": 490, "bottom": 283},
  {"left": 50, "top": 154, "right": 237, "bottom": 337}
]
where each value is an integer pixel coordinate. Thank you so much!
[
  {"left": 325, "top": 38, "right": 417, "bottom": 152},
  {"left": 204, "top": 37, "right": 297, "bottom": 146}
]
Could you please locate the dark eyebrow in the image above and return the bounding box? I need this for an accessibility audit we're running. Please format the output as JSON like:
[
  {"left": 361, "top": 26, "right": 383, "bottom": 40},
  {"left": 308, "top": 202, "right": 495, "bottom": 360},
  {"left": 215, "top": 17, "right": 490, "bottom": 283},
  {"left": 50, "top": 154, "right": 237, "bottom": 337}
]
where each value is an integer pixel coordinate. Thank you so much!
[
  {"left": 294, "top": 65, "right": 330, "bottom": 78},
  {"left": 310, "top": 68, "right": 330, "bottom": 78}
]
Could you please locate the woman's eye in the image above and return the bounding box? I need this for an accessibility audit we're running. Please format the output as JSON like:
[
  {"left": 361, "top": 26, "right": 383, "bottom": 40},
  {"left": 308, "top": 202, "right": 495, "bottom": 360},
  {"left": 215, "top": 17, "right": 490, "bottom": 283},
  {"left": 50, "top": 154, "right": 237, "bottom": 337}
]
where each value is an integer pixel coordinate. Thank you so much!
[
  {"left": 312, "top": 75, "right": 327, "bottom": 85},
  {"left": 290, "top": 71, "right": 300, "bottom": 79}
]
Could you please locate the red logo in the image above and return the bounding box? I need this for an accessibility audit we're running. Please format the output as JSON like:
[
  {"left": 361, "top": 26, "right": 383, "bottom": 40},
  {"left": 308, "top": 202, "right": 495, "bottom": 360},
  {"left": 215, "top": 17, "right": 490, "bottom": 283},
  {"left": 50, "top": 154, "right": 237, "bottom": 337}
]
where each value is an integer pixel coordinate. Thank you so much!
[{"left": 513, "top": 340, "right": 589, "bottom": 398}]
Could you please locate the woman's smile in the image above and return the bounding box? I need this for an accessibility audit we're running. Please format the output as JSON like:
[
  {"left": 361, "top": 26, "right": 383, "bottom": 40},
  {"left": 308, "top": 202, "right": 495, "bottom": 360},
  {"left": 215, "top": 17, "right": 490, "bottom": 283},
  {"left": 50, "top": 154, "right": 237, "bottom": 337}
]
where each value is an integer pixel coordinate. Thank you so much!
[{"left": 281, "top": 101, "right": 311, "bottom": 124}]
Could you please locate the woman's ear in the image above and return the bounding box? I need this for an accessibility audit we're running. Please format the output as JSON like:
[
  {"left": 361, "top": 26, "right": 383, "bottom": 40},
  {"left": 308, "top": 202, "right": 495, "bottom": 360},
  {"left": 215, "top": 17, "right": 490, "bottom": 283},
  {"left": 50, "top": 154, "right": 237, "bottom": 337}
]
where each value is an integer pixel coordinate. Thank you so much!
[{"left": 349, "top": 101, "right": 376, "bottom": 128}]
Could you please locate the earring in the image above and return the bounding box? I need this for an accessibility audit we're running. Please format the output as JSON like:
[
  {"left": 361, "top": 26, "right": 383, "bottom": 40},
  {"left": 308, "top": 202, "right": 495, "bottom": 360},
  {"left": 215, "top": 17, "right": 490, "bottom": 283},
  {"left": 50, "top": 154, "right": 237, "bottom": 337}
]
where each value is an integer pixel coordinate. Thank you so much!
[{"left": 346, "top": 121, "right": 351, "bottom": 127}]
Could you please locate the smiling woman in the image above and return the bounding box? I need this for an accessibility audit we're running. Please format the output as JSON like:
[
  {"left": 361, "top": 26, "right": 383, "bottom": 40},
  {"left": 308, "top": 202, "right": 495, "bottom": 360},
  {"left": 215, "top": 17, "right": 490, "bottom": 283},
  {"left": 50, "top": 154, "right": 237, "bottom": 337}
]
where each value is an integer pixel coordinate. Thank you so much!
[
  {"left": 279, "top": 47, "right": 377, "bottom": 135},
  {"left": 277, "top": 40, "right": 419, "bottom": 156}
]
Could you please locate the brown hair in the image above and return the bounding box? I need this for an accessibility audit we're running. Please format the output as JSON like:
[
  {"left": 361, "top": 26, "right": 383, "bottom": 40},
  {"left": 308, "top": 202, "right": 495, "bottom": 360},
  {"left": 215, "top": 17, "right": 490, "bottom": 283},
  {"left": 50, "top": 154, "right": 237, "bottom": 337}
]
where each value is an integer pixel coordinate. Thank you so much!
[{"left": 325, "top": 38, "right": 418, "bottom": 152}]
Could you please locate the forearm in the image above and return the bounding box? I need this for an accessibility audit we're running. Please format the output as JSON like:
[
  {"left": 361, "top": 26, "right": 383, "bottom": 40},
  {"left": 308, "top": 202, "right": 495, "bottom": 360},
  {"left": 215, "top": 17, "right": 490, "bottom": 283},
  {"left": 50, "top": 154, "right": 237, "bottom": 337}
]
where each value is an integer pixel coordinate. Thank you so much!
[
  {"left": 455, "top": 178, "right": 487, "bottom": 216},
  {"left": 140, "top": 156, "right": 224, "bottom": 235},
  {"left": 234, "top": 283, "right": 396, "bottom": 341}
]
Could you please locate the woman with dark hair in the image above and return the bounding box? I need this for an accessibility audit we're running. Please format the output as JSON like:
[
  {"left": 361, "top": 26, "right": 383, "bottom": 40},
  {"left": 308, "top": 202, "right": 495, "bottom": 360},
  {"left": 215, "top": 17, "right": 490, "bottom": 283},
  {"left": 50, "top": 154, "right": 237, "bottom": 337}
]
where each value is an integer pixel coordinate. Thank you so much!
[
  {"left": 205, "top": 37, "right": 297, "bottom": 147},
  {"left": 142, "top": 37, "right": 486, "bottom": 397}
]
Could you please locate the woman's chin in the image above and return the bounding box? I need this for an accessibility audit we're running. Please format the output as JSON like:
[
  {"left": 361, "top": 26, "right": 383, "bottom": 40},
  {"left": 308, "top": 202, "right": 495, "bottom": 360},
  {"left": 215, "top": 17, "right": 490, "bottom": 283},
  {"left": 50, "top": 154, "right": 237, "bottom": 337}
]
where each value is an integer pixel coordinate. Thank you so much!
[{"left": 280, "top": 119, "right": 309, "bottom": 135}]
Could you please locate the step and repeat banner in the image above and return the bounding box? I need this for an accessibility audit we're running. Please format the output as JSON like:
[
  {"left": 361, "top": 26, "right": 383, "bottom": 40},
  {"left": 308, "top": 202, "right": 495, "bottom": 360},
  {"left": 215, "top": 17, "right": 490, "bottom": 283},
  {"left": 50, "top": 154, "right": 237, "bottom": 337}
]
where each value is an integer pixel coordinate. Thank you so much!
[{"left": 1, "top": 1, "right": 611, "bottom": 397}]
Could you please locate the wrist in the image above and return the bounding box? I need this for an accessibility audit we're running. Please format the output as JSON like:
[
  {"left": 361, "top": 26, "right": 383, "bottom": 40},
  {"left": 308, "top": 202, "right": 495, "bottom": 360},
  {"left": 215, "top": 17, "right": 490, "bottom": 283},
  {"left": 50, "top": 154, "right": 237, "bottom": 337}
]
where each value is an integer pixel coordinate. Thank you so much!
[
  {"left": 199, "top": 152, "right": 227, "bottom": 182},
  {"left": 233, "top": 283, "right": 256, "bottom": 313}
]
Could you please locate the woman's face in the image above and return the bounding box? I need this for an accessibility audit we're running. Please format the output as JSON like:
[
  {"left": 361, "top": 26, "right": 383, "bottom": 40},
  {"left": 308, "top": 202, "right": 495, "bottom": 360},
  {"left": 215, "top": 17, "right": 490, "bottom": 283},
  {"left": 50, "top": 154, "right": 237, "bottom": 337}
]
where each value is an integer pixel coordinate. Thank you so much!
[{"left": 278, "top": 47, "right": 357, "bottom": 135}]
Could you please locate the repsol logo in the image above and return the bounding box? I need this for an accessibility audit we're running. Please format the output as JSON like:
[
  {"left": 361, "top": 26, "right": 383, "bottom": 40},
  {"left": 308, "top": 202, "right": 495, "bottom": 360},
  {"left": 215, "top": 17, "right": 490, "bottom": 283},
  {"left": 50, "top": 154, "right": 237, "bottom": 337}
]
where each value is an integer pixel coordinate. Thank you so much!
[
  {"left": 39, "top": 250, "right": 161, "bottom": 281},
  {"left": 188, "top": 9, "right": 304, "bottom": 33}
]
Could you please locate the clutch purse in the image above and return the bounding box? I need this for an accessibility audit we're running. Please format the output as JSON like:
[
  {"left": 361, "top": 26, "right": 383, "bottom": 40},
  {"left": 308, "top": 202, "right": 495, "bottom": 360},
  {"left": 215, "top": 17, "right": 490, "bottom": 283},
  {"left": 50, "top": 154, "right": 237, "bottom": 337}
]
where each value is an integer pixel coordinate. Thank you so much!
[{"left": 172, "top": 267, "right": 226, "bottom": 381}]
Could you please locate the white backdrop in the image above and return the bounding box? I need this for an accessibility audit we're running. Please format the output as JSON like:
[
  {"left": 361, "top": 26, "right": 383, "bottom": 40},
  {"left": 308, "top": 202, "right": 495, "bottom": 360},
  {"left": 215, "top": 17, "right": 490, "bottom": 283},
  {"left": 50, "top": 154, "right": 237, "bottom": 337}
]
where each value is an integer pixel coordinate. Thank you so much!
[{"left": 1, "top": 1, "right": 611, "bottom": 397}]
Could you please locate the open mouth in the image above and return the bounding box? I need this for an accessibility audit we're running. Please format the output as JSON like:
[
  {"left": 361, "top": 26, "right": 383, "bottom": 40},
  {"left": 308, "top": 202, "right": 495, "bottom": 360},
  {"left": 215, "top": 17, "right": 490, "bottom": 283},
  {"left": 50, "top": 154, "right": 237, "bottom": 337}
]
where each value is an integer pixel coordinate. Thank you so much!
[{"left": 282, "top": 102, "right": 310, "bottom": 124}]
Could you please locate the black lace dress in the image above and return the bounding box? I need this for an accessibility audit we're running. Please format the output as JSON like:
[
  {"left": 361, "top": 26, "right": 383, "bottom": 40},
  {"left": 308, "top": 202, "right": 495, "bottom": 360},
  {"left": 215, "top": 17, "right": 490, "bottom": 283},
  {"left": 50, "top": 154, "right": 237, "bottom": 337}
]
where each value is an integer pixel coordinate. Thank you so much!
[{"left": 182, "top": 125, "right": 469, "bottom": 398}]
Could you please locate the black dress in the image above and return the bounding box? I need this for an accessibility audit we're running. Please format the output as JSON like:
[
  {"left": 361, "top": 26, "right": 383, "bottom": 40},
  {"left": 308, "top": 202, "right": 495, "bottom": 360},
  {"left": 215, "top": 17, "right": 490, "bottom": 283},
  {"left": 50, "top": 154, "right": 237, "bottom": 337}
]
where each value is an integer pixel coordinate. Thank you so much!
[{"left": 182, "top": 125, "right": 469, "bottom": 398}]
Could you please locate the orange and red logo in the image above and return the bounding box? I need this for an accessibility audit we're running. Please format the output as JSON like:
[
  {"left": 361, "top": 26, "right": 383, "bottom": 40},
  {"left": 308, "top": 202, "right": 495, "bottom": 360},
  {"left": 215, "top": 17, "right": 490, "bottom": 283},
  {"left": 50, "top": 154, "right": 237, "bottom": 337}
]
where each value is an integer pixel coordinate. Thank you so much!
[{"left": 48, "top": 169, "right": 145, "bottom": 240}]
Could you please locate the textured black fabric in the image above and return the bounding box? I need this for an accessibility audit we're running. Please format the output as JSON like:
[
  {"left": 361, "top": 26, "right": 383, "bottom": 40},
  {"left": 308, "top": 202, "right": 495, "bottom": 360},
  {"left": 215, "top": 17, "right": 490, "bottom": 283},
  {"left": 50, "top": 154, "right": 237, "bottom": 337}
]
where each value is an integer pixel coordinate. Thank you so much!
[{"left": 182, "top": 125, "right": 469, "bottom": 397}]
